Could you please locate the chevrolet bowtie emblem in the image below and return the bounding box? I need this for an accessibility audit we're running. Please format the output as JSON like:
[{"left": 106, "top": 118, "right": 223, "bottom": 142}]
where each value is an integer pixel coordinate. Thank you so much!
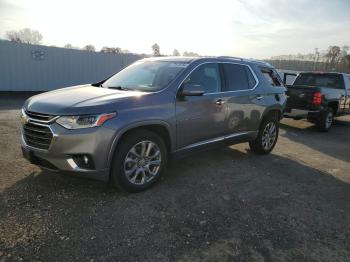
[{"left": 21, "top": 114, "right": 29, "bottom": 125}]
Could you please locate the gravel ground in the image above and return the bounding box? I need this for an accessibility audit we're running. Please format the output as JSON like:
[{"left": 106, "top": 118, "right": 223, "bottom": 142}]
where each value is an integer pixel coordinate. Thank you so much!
[{"left": 0, "top": 96, "right": 350, "bottom": 262}]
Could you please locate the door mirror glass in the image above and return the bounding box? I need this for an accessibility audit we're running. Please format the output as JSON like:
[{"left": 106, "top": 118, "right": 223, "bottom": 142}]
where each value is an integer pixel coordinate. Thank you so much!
[{"left": 180, "top": 83, "right": 205, "bottom": 96}]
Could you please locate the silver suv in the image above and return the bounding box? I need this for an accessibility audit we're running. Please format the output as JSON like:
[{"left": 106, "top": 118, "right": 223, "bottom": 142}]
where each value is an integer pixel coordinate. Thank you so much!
[{"left": 21, "top": 56, "right": 287, "bottom": 191}]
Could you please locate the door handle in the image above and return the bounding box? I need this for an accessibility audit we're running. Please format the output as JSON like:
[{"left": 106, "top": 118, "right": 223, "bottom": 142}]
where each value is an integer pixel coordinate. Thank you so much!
[
  {"left": 215, "top": 99, "right": 225, "bottom": 105},
  {"left": 256, "top": 95, "right": 263, "bottom": 100}
]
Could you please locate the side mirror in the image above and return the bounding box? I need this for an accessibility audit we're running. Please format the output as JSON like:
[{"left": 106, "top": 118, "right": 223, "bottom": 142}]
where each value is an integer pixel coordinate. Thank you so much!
[{"left": 180, "top": 84, "right": 205, "bottom": 97}]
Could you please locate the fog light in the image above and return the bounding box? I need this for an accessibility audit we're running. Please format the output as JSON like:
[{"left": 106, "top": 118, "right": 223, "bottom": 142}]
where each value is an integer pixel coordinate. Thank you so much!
[{"left": 71, "top": 154, "right": 95, "bottom": 170}]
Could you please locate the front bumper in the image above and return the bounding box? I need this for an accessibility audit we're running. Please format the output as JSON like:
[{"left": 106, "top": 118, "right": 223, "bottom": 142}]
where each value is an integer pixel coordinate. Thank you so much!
[{"left": 21, "top": 122, "right": 116, "bottom": 182}]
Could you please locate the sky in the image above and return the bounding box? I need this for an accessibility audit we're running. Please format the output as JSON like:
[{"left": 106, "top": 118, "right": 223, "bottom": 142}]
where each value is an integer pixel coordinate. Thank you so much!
[{"left": 0, "top": 0, "right": 349, "bottom": 59}]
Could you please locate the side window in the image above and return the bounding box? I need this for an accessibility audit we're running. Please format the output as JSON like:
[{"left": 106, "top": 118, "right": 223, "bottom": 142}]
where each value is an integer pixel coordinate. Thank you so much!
[
  {"left": 261, "top": 68, "right": 282, "bottom": 86},
  {"left": 222, "top": 64, "right": 251, "bottom": 91},
  {"left": 184, "top": 63, "right": 221, "bottom": 93},
  {"left": 245, "top": 67, "right": 257, "bottom": 89}
]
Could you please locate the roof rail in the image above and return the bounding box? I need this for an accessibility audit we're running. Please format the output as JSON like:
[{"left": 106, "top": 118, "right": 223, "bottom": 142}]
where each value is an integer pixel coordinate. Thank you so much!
[
  {"left": 217, "top": 56, "right": 274, "bottom": 67},
  {"left": 244, "top": 58, "right": 272, "bottom": 67},
  {"left": 217, "top": 56, "right": 243, "bottom": 61}
]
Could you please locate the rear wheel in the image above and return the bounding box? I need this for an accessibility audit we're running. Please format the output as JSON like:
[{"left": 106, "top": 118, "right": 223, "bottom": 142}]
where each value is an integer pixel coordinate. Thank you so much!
[
  {"left": 316, "top": 108, "right": 334, "bottom": 132},
  {"left": 110, "top": 130, "right": 167, "bottom": 192},
  {"left": 249, "top": 114, "right": 279, "bottom": 155}
]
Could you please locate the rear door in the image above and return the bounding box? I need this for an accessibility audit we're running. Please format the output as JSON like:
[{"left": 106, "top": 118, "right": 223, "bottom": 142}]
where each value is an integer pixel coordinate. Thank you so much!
[{"left": 219, "top": 63, "right": 265, "bottom": 134}]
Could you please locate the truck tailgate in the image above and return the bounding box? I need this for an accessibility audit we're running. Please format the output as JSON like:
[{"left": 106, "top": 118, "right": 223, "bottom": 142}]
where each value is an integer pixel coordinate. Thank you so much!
[{"left": 286, "top": 85, "right": 320, "bottom": 110}]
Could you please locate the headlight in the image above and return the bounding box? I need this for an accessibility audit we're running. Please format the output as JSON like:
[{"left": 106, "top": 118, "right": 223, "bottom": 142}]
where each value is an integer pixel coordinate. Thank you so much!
[{"left": 56, "top": 112, "right": 116, "bottom": 129}]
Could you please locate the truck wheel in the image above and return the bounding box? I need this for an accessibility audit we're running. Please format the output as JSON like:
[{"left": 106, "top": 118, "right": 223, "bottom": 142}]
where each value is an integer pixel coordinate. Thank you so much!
[
  {"left": 110, "top": 130, "right": 167, "bottom": 192},
  {"left": 316, "top": 108, "right": 334, "bottom": 132},
  {"left": 249, "top": 114, "right": 279, "bottom": 155}
]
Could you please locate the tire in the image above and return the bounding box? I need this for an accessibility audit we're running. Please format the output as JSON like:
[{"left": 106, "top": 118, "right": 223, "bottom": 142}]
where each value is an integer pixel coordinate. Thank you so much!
[
  {"left": 249, "top": 113, "right": 279, "bottom": 155},
  {"left": 110, "top": 130, "right": 167, "bottom": 192},
  {"left": 316, "top": 108, "right": 334, "bottom": 132}
]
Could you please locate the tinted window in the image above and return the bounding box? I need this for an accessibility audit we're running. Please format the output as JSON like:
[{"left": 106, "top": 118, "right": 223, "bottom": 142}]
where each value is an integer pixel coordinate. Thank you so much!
[
  {"left": 245, "top": 67, "right": 257, "bottom": 89},
  {"left": 261, "top": 68, "right": 281, "bottom": 86},
  {"left": 294, "top": 73, "right": 344, "bottom": 89},
  {"left": 222, "top": 64, "right": 251, "bottom": 91},
  {"left": 184, "top": 63, "right": 221, "bottom": 93}
]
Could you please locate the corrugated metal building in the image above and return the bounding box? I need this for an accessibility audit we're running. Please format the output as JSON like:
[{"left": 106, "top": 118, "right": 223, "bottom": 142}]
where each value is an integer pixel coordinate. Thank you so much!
[{"left": 0, "top": 40, "right": 141, "bottom": 91}]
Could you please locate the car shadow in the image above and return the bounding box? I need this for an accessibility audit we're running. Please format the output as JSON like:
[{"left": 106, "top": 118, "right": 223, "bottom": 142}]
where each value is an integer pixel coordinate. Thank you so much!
[
  {"left": 280, "top": 117, "right": 350, "bottom": 163},
  {"left": 1, "top": 146, "right": 350, "bottom": 261}
]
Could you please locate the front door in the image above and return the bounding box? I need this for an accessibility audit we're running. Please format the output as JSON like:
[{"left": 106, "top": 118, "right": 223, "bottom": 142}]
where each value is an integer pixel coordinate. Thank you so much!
[{"left": 175, "top": 63, "right": 226, "bottom": 149}]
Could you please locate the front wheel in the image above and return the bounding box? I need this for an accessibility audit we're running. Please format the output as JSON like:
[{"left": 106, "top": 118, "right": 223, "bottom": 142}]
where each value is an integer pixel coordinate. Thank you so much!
[
  {"left": 110, "top": 130, "right": 167, "bottom": 192},
  {"left": 249, "top": 114, "right": 279, "bottom": 155}
]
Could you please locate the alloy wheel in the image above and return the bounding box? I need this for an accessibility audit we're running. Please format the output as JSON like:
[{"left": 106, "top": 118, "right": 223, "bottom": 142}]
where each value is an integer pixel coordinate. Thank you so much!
[
  {"left": 261, "top": 122, "right": 277, "bottom": 151},
  {"left": 325, "top": 111, "right": 334, "bottom": 129},
  {"left": 124, "top": 140, "right": 161, "bottom": 185}
]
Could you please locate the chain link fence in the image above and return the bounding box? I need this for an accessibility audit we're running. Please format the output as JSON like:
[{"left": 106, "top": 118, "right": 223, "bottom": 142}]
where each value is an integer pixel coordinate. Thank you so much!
[{"left": 265, "top": 59, "right": 350, "bottom": 74}]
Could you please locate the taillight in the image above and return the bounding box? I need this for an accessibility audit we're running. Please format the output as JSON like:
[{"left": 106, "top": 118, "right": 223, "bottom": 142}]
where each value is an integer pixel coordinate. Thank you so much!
[{"left": 313, "top": 92, "right": 322, "bottom": 106}]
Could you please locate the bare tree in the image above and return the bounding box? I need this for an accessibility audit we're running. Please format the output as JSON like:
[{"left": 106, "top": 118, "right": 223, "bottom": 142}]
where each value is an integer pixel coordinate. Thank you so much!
[
  {"left": 152, "top": 43, "right": 160, "bottom": 56},
  {"left": 83, "top": 45, "right": 96, "bottom": 51},
  {"left": 340, "top": 45, "right": 349, "bottom": 58},
  {"left": 64, "top": 44, "right": 80, "bottom": 50},
  {"left": 172, "top": 49, "right": 180, "bottom": 56},
  {"left": 6, "top": 28, "right": 43, "bottom": 44},
  {"left": 325, "top": 46, "right": 341, "bottom": 65},
  {"left": 100, "top": 46, "right": 122, "bottom": 54},
  {"left": 183, "top": 51, "right": 200, "bottom": 57}
]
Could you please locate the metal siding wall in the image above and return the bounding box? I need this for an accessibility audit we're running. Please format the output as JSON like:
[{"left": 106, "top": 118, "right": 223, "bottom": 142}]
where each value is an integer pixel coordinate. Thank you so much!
[{"left": 0, "top": 40, "right": 141, "bottom": 91}]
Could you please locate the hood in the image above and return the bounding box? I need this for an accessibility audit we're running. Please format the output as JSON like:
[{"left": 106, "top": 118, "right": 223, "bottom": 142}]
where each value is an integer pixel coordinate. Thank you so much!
[{"left": 24, "top": 85, "right": 147, "bottom": 115}]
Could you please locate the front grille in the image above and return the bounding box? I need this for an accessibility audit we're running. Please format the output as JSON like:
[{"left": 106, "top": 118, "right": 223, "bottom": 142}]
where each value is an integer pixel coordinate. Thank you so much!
[
  {"left": 22, "top": 111, "right": 55, "bottom": 150},
  {"left": 23, "top": 122, "right": 53, "bottom": 150},
  {"left": 25, "top": 111, "right": 56, "bottom": 122}
]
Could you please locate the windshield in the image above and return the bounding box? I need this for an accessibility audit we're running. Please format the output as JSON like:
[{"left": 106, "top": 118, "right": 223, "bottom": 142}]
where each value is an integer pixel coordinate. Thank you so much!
[
  {"left": 102, "top": 60, "right": 189, "bottom": 92},
  {"left": 294, "top": 73, "right": 344, "bottom": 89}
]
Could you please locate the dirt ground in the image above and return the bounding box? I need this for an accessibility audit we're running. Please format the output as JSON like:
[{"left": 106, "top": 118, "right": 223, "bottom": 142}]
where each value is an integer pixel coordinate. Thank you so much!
[{"left": 0, "top": 95, "right": 349, "bottom": 262}]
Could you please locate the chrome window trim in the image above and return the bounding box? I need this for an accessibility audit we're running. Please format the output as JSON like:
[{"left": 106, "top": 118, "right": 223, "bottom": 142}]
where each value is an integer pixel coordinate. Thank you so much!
[{"left": 176, "top": 61, "right": 260, "bottom": 97}]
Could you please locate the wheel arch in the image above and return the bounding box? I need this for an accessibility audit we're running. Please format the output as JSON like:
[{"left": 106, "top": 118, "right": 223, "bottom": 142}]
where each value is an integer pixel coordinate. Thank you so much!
[
  {"left": 261, "top": 105, "right": 283, "bottom": 122},
  {"left": 107, "top": 120, "right": 174, "bottom": 171},
  {"left": 327, "top": 100, "right": 339, "bottom": 114}
]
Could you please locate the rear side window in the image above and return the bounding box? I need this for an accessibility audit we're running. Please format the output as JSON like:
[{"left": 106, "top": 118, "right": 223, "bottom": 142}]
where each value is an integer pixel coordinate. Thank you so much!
[
  {"left": 261, "top": 68, "right": 282, "bottom": 86},
  {"left": 245, "top": 67, "right": 257, "bottom": 89},
  {"left": 294, "top": 73, "right": 344, "bottom": 89},
  {"left": 222, "top": 64, "right": 255, "bottom": 91}
]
